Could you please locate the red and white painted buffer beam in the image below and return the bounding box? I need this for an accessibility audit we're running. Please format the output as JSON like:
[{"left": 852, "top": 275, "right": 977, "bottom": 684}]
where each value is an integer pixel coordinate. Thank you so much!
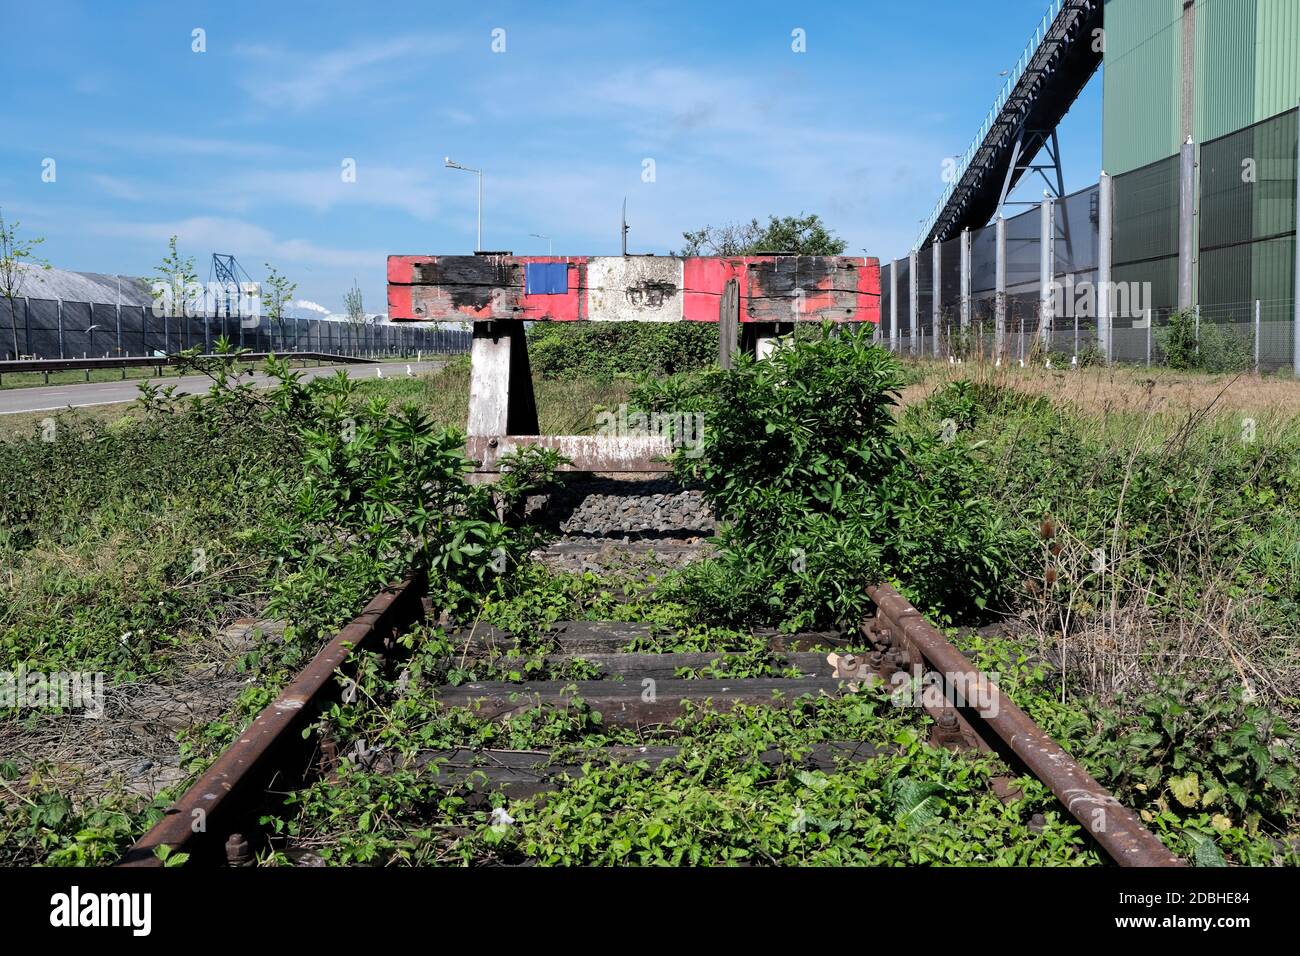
[
  {"left": 388, "top": 254, "right": 880, "bottom": 325},
  {"left": 386, "top": 253, "right": 881, "bottom": 472}
]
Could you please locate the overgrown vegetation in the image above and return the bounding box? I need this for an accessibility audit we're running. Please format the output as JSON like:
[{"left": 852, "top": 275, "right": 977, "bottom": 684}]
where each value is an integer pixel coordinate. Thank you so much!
[
  {"left": 1156, "top": 308, "right": 1254, "bottom": 372},
  {"left": 1, "top": 340, "right": 565, "bottom": 865},
  {"left": 641, "top": 325, "right": 1022, "bottom": 629},
  {"left": 527, "top": 322, "right": 717, "bottom": 382},
  {"left": 5, "top": 327, "right": 1298, "bottom": 867}
]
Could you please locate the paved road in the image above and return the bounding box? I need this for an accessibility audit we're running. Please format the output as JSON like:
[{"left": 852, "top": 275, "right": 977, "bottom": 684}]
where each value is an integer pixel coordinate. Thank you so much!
[{"left": 0, "top": 361, "right": 447, "bottom": 416}]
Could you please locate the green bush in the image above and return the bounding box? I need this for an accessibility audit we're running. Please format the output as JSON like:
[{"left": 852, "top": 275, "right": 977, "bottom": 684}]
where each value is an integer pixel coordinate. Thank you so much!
[
  {"left": 652, "top": 325, "right": 1022, "bottom": 628},
  {"left": 528, "top": 322, "right": 717, "bottom": 381},
  {"left": 1156, "top": 309, "right": 1253, "bottom": 372}
]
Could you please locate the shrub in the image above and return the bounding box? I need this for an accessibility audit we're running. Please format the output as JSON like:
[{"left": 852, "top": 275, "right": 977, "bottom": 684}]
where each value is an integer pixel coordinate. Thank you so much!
[
  {"left": 1156, "top": 309, "right": 1253, "bottom": 372},
  {"left": 528, "top": 322, "right": 717, "bottom": 381},
  {"left": 658, "top": 325, "right": 1021, "bottom": 628}
]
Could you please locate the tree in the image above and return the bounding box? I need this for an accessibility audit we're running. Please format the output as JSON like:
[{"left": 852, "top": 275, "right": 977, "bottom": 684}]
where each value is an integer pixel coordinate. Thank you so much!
[
  {"left": 675, "top": 213, "right": 847, "bottom": 257},
  {"left": 148, "top": 235, "right": 198, "bottom": 319},
  {"left": 261, "top": 264, "right": 297, "bottom": 352},
  {"left": 344, "top": 279, "right": 364, "bottom": 326},
  {"left": 0, "top": 208, "right": 50, "bottom": 356}
]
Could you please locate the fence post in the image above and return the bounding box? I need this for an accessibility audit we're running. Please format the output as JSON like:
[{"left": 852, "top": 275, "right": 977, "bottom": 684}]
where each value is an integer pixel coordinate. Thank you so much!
[
  {"left": 1178, "top": 137, "right": 1196, "bottom": 310},
  {"left": 1194, "top": 304, "right": 1200, "bottom": 362},
  {"left": 1146, "top": 308, "right": 1153, "bottom": 367},
  {"left": 889, "top": 261, "right": 899, "bottom": 352},
  {"left": 1097, "top": 172, "right": 1113, "bottom": 363},
  {"left": 995, "top": 216, "right": 1007, "bottom": 360},
  {"left": 908, "top": 249, "right": 919, "bottom": 355},
  {"left": 960, "top": 227, "right": 971, "bottom": 341},
  {"left": 1255, "top": 299, "right": 1261, "bottom": 373},
  {"left": 24, "top": 296, "right": 31, "bottom": 357},
  {"left": 931, "top": 240, "right": 941, "bottom": 357},
  {"left": 57, "top": 298, "right": 64, "bottom": 359},
  {"left": 1039, "top": 197, "right": 1055, "bottom": 352}
]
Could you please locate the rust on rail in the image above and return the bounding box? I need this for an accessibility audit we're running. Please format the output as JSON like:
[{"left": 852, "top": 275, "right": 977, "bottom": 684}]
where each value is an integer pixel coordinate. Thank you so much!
[
  {"left": 865, "top": 582, "right": 1183, "bottom": 868},
  {"left": 119, "top": 573, "right": 427, "bottom": 867}
]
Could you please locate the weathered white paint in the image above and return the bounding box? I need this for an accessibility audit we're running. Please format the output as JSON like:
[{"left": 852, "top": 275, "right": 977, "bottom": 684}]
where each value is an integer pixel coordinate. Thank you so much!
[
  {"left": 467, "top": 324, "right": 513, "bottom": 436},
  {"left": 585, "top": 257, "right": 684, "bottom": 322},
  {"left": 467, "top": 434, "right": 674, "bottom": 472}
]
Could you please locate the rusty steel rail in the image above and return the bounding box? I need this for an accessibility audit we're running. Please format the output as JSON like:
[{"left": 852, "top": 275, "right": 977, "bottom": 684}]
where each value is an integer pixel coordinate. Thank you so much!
[
  {"left": 865, "top": 582, "right": 1183, "bottom": 867},
  {"left": 119, "top": 573, "right": 427, "bottom": 867},
  {"left": 119, "top": 567, "right": 1180, "bottom": 867}
]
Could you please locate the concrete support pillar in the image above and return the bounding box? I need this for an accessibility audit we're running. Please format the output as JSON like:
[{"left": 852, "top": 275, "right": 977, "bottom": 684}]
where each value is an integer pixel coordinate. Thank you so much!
[
  {"left": 748, "top": 321, "right": 792, "bottom": 359},
  {"left": 995, "top": 216, "right": 1007, "bottom": 359},
  {"left": 889, "top": 261, "right": 899, "bottom": 352},
  {"left": 908, "top": 248, "right": 919, "bottom": 355},
  {"left": 467, "top": 321, "right": 538, "bottom": 436},
  {"left": 931, "top": 240, "right": 942, "bottom": 356},
  {"left": 1039, "top": 197, "right": 1055, "bottom": 350},
  {"left": 1098, "top": 171, "right": 1114, "bottom": 363},
  {"left": 960, "top": 228, "right": 972, "bottom": 336},
  {"left": 1178, "top": 137, "right": 1197, "bottom": 311}
]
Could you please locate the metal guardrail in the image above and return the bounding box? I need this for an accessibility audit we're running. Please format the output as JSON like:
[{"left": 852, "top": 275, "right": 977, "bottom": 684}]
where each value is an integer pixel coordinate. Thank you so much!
[{"left": 0, "top": 352, "right": 371, "bottom": 384}]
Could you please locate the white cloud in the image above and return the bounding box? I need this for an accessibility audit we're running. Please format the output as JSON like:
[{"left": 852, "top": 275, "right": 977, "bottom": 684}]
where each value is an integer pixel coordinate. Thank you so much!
[
  {"left": 91, "top": 174, "right": 144, "bottom": 201},
  {"left": 93, "top": 132, "right": 290, "bottom": 160},
  {"left": 294, "top": 299, "right": 331, "bottom": 314},
  {"left": 85, "top": 215, "right": 385, "bottom": 273},
  {"left": 217, "top": 163, "right": 441, "bottom": 219},
  {"left": 236, "top": 35, "right": 459, "bottom": 112}
]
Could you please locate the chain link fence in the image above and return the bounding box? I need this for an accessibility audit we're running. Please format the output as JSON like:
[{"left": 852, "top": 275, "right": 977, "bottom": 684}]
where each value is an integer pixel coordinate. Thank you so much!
[
  {"left": 885, "top": 298, "right": 1294, "bottom": 372},
  {"left": 879, "top": 106, "right": 1299, "bottom": 375}
]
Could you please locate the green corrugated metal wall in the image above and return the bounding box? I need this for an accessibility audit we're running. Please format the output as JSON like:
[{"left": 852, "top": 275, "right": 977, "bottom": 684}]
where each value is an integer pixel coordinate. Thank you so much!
[
  {"left": 1195, "top": 0, "right": 1256, "bottom": 143},
  {"left": 1105, "top": 0, "right": 1300, "bottom": 173},
  {"left": 1255, "top": 0, "right": 1300, "bottom": 121},
  {"left": 1102, "top": 0, "right": 1183, "bottom": 175}
]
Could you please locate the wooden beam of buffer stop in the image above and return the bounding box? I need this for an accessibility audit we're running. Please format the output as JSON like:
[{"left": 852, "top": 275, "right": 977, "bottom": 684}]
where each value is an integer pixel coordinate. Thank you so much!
[{"left": 387, "top": 253, "right": 882, "bottom": 473}]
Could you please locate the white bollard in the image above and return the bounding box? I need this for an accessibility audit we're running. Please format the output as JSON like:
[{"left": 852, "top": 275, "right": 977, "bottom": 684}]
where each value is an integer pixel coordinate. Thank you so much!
[{"left": 406, "top": 364, "right": 413, "bottom": 376}]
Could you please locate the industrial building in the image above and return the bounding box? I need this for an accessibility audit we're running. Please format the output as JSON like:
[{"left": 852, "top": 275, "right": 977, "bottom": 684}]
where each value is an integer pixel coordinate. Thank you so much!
[{"left": 882, "top": 0, "right": 1300, "bottom": 371}]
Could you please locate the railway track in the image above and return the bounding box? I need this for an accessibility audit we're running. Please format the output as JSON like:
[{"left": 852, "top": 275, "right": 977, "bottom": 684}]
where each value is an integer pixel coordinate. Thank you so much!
[{"left": 120, "top": 558, "right": 1182, "bottom": 867}]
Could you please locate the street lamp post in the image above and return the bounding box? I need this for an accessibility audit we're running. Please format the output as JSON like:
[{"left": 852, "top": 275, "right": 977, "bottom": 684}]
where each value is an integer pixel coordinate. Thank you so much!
[
  {"left": 529, "top": 232, "right": 553, "bottom": 255},
  {"left": 445, "top": 157, "right": 483, "bottom": 252}
]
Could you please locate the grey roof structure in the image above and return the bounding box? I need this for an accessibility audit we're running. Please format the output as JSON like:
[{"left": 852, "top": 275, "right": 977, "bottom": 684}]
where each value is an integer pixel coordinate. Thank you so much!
[{"left": 14, "top": 263, "right": 153, "bottom": 306}]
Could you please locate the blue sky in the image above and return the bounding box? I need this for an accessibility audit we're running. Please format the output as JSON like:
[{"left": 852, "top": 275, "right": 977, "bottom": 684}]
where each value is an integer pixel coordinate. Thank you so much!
[{"left": 0, "top": 0, "right": 1102, "bottom": 314}]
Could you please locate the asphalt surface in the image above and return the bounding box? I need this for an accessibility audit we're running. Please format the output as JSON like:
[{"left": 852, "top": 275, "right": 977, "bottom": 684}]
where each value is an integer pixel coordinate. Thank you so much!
[{"left": 0, "top": 360, "right": 447, "bottom": 416}]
